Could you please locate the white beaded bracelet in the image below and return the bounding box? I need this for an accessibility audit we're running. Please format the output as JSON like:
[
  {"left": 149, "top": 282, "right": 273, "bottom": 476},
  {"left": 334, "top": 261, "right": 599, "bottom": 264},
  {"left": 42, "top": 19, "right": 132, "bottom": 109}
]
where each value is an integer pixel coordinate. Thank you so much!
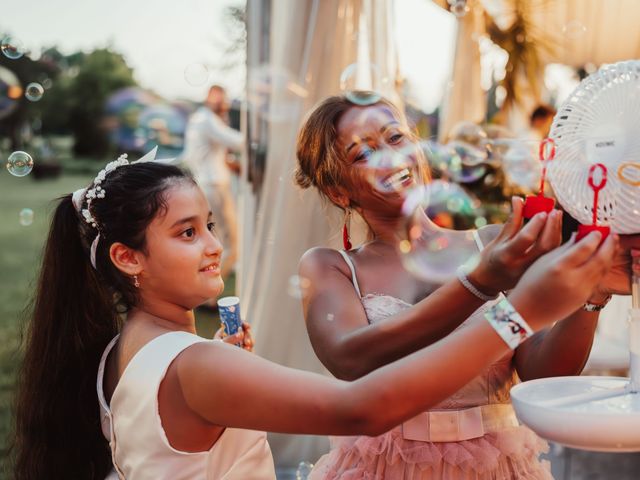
[
  {"left": 456, "top": 266, "right": 499, "bottom": 302},
  {"left": 484, "top": 295, "right": 534, "bottom": 349}
]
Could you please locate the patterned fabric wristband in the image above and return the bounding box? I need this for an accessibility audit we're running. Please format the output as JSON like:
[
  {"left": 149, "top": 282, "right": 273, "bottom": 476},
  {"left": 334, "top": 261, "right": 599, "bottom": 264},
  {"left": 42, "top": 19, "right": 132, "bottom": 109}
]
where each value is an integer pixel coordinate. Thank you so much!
[
  {"left": 484, "top": 295, "right": 534, "bottom": 349},
  {"left": 456, "top": 266, "right": 499, "bottom": 302}
]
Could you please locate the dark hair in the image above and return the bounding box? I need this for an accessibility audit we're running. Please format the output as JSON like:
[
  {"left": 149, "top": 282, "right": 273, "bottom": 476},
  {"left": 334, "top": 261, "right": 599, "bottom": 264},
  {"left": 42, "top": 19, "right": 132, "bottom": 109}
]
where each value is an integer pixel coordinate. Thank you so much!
[
  {"left": 12, "top": 162, "right": 194, "bottom": 479},
  {"left": 530, "top": 104, "right": 556, "bottom": 124}
]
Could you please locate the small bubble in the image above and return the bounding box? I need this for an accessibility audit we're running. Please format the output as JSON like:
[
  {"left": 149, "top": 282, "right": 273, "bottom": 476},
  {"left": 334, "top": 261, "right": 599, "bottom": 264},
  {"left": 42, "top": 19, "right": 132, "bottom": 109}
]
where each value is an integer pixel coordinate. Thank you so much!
[
  {"left": 1, "top": 36, "right": 26, "bottom": 60},
  {"left": 25, "top": 83, "right": 44, "bottom": 102},
  {"left": 184, "top": 63, "right": 209, "bottom": 86},
  {"left": 296, "top": 461, "right": 314, "bottom": 480},
  {"left": 562, "top": 20, "right": 587, "bottom": 39},
  {"left": 474, "top": 217, "right": 487, "bottom": 228},
  {"left": 450, "top": 0, "right": 469, "bottom": 17},
  {"left": 326, "top": 313, "right": 335, "bottom": 322},
  {"left": 365, "top": 144, "right": 419, "bottom": 194},
  {"left": 19, "top": 208, "right": 34, "bottom": 226},
  {"left": 288, "top": 275, "right": 311, "bottom": 299},
  {"left": 339, "top": 62, "right": 390, "bottom": 106},
  {"left": 447, "top": 197, "right": 465, "bottom": 212},
  {"left": 6, "top": 151, "right": 34, "bottom": 177},
  {"left": 247, "top": 64, "right": 306, "bottom": 122}
]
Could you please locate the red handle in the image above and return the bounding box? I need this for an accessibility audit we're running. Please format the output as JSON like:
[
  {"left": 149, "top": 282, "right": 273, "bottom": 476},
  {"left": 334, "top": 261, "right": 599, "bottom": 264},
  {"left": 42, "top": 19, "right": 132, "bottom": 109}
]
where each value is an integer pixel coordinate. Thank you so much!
[{"left": 587, "top": 163, "right": 608, "bottom": 225}]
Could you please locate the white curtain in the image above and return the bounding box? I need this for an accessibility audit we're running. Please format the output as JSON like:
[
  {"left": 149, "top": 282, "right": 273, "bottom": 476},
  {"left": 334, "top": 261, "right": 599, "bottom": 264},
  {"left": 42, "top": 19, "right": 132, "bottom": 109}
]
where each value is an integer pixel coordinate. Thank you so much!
[
  {"left": 239, "top": 0, "right": 399, "bottom": 469},
  {"left": 437, "top": 0, "right": 640, "bottom": 138},
  {"left": 495, "top": 0, "right": 640, "bottom": 67},
  {"left": 438, "top": 0, "right": 486, "bottom": 141}
]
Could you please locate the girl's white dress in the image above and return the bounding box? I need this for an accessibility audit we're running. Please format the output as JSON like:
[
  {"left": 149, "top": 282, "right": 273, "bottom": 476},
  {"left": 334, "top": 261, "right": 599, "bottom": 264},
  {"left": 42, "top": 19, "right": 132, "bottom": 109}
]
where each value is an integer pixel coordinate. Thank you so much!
[{"left": 97, "top": 331, "right": 276, "bottom": 479}]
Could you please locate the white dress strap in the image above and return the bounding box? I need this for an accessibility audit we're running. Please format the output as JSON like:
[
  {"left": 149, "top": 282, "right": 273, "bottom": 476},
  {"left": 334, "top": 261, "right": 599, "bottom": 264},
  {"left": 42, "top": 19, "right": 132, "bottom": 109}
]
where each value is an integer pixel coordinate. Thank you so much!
[
  {"left": 97, "top": 334, "right": 120, "bottom": 419},
  {"left": 96, "top": 334, "right": 125, "bottom": 479},
  {"left": 472, "top": 230, "right": 485, "bottom": 251},
  {"left": 337, "top": 249, "right": 363, "bottom": 298}
]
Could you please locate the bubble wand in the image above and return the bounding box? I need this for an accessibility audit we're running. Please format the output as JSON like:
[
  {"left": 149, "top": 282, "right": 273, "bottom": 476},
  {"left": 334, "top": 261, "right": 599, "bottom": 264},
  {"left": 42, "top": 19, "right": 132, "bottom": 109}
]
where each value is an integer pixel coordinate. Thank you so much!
[
  {"left": 576, "top": 163, "right": 611, "bottom": 242},
  {"left": 523, "top": 138, "right": 556, "bottom": 219}
]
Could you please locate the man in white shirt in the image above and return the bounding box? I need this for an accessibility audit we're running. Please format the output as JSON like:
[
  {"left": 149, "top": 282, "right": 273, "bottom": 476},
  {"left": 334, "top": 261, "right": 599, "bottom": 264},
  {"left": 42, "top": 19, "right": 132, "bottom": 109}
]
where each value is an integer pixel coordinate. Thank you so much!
[{"left": 183, "top": 85, "right": 243, "bottom": 280}]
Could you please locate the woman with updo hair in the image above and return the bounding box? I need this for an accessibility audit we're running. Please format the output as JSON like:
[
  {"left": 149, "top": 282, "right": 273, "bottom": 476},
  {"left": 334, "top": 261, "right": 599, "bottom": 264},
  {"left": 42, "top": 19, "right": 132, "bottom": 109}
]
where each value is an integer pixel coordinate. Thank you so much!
[{"left": 295, "top": 95, "right": 628, "bottom": 479}]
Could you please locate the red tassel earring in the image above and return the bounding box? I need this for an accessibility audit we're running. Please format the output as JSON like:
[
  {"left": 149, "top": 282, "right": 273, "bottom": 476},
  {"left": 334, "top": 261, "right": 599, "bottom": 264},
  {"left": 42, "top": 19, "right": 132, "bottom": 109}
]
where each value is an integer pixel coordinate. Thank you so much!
[{"left": 342, "top": 209, "right": 352, "bottom": 250}]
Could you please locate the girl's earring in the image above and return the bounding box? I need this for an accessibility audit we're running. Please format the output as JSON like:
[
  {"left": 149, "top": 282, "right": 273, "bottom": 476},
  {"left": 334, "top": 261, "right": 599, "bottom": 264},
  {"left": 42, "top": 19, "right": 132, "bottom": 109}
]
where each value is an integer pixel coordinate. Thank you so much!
[
  {"left": 342, "top": 209, "right": 352, "bottom": 251},
  {"left": 134, "top": 274, "right": 140, "bottom": 288}
]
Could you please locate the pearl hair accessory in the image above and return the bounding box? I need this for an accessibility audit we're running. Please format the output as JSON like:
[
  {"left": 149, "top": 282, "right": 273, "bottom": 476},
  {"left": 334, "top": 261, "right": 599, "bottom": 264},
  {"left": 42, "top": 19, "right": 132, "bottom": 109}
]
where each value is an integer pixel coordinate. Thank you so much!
[{"left": 70, "top": 147, "right": 169, "bottom": 269}]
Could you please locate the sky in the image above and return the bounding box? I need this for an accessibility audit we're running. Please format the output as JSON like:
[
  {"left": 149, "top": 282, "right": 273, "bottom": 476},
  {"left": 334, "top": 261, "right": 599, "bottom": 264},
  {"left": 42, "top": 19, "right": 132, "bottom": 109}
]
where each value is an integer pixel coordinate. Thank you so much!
[{"left": 0, "top": 0, "right": 457, "bottom": 112}]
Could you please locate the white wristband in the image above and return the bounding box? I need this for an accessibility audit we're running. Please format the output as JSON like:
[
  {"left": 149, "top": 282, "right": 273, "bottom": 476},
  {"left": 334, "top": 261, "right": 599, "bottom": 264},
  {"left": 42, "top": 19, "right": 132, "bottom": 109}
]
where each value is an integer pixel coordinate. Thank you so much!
[
  {"left": 484, "top": 295, "right": 534, "bottom": 349},
  {"left": 456, "top": 266, "right": 499, "bottom": 302}
]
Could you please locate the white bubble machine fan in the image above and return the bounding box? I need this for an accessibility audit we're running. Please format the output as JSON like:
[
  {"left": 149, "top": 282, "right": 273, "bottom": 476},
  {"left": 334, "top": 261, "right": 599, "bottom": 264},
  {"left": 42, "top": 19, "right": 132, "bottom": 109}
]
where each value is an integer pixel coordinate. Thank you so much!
[{"left": 510, "top": 60, "right": 640, "bottom": 452}]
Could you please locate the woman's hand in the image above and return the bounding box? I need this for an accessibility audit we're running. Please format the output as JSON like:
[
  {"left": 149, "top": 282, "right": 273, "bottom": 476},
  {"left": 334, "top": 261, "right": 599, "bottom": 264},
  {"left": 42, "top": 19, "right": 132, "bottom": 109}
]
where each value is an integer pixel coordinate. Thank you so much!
[
  {"left": 508, "top": 231, "right": 617, "bottom": 331},
  {"left": 587, "top": 235, "right": 640, "bottom": 302},
  {"left": 214, "top": 322, "right": 255, "bottom": 352},
  {"left": 467, "top": 197, "right": 563, "bottom": 295}
]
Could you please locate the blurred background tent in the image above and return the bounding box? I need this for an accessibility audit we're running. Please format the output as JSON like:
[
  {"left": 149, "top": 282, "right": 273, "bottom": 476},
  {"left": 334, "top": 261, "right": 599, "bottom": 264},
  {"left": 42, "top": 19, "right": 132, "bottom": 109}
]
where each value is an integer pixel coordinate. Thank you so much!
[{"left": 239, "top": 0, "right": 400, "bottom": 471}]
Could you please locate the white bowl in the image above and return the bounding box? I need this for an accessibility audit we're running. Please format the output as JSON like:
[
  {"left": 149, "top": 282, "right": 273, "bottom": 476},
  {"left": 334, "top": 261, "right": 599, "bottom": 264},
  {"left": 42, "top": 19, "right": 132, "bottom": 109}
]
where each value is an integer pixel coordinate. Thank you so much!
[{"left": 511, "top": 376, "right": 640, "bottom": 452}]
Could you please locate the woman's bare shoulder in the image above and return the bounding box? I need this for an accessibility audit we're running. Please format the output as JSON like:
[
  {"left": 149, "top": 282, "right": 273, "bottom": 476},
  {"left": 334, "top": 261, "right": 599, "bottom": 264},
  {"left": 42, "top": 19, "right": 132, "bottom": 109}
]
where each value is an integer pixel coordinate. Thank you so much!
[{"left": 299, "top": 247, "right": 351, "bottom": 279}]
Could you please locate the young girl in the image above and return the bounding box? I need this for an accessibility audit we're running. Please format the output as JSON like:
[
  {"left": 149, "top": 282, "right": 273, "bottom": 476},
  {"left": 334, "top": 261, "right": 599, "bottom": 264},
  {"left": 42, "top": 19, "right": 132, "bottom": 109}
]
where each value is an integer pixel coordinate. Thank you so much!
[
  {"left": 295, "top": 95, "right": 633, "bottom": 479},
  {"left": 12, "top": 154, "right": 615, "bottom": 479}
]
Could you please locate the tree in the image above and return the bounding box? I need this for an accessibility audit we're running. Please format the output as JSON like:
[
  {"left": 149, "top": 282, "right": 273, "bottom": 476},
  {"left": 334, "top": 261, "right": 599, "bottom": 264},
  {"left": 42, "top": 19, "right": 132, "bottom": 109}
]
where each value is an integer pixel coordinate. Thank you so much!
[{"left": 68, "top": 48, "right": 136, "bottom": 156}]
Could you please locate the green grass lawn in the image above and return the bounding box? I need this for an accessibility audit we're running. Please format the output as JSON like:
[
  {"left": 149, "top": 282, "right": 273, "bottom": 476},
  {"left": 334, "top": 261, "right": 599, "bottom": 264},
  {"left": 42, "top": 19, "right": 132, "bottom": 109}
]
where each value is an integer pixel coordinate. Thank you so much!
[
  {"left": 0, "top": 171, "right": 96, "bottom": 468},
  {"left": 0, "top": 168, "right": 230, "bottom": 476}
]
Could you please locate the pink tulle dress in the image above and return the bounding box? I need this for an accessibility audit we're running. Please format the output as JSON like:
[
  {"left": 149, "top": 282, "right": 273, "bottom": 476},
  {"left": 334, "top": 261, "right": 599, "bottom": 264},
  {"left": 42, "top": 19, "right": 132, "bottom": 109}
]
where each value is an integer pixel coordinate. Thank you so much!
[{"left": 309, "top": 249, "right": 552, "bottom": 480}]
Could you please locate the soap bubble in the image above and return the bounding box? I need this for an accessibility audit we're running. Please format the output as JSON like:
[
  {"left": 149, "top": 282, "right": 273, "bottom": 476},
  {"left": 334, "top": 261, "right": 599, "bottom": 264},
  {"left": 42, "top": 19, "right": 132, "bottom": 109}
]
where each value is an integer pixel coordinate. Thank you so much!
[
  {"left": 288, "top": 275, "right": 311, "bottom": 300},
  {"left": 19, "top": 208, "right": 34, "bottom": 226},
  {"left": 339, "top": 62, "right": 391, "bottom": 106},
  {"left": 448, "top": 121, "right": 487, "bottom": 146},
  {"left": 184, "top": 63, "right": 209, "bottom": 86},
  {"left": 25, "top": 82, "right": 44, "bottom": 101},
  {"left": 6, "top": 151, "right": 34, "bottom": 177},
  {"left": 563, "top": 20, "right": 587, "bottom": 39},
  {"left": 501, "top": 140, "right": 542, "bottom": 192},
  {"left": 0, "top": 65, "right": 22, "bottom": 120},
  {"left": 444, "top": 142, "right": 488, "bottom": 183},
  {"left": 247, "top": 64, "right": 308, "bottom": 122},
  {"left": 296, "top": 461, "right": 314, "bottom": 480},
  {"left": 1, "top": 36, "right": 26, "bottom": 60},
  {"left": 399, "top": 185, "right": 481, "bottom": 283},
  {"left": 364, "top": 143, "right": 421, "bottom": 194},
  {"left": 450, "top": 0, "right": 469, "bottom": 18}
]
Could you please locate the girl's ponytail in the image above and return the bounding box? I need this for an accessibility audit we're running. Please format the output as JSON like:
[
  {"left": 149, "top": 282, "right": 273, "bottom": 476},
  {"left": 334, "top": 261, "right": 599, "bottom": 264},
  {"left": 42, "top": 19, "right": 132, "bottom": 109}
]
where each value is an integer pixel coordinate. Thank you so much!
[
  {"left": 12, "top": 161, "right": 192, "bottom": 478},
  {"left": 13, "top": 194, "right": 118, "bottom": 479}
]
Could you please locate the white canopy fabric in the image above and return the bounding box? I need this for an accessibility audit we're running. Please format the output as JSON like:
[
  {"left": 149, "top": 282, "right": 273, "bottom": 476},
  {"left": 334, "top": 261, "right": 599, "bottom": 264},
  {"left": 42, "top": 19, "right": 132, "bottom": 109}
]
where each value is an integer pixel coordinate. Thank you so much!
[
  {"left": 435, "top": 0, "right": 640, "bottom": 137},
  {"left": 482, "top": 0, "right": 640, "bottom": 67},
  {"left": 239, "top": 0, "right": 399, "bottom": 469},
  {"left": 438, "top": 0, "right": 486, "bottom": 141}
]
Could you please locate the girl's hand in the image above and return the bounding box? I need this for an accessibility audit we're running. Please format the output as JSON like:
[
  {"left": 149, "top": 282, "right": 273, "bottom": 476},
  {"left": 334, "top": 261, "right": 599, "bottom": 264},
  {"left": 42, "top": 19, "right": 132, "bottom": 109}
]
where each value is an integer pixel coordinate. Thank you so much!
[
  {"left": 509, "top": 231, "right": 617, "bottom": 331},
  {"left": 468, "top": 197, "right": 563, "bottom": 295},
  {"left": 214, "top": 322, "right": 255, "bottom": 352}
]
